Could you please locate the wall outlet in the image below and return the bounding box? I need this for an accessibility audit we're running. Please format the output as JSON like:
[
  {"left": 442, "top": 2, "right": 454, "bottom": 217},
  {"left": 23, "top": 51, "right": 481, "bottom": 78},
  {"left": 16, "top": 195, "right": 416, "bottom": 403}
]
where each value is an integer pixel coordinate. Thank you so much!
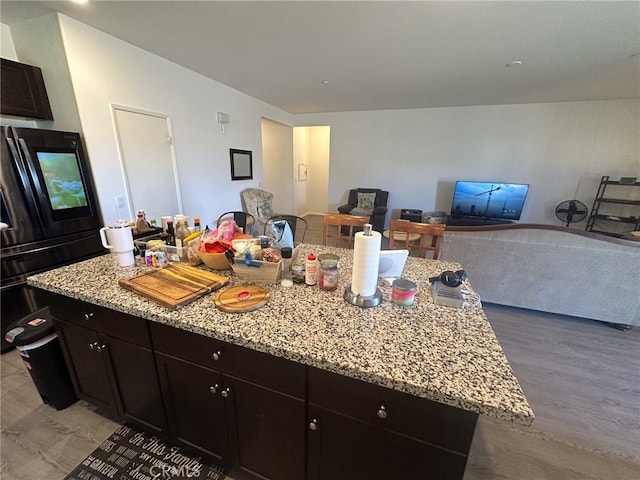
[{"left": 115, "top": 195, "right": 126, "bottom": 208}]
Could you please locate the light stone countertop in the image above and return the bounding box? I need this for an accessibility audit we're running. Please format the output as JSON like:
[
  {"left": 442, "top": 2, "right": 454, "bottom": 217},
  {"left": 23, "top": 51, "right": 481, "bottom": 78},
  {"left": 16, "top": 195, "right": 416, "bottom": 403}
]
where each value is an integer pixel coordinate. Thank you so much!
[{"left": 27, "top": 243, "right": 534, "bottom": 426}]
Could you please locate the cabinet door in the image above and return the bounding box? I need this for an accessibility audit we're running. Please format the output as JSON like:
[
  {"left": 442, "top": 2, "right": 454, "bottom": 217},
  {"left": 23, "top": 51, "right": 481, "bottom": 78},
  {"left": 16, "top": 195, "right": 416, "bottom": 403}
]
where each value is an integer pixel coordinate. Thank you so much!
[
  {"left": 104, "top": 334, "right": 167, "bottom": 435},
  {"left": 155, "top": 353, "right": 230, "bottom": 466},
  {"left": 224, "top": 375, "right": 305, "bottom": 480},
  {"left": 307, "top": 406, "right": 468, "bottom": 480},
  {"left": 55, "top": 320, "right": 118, "bottom": 415}
]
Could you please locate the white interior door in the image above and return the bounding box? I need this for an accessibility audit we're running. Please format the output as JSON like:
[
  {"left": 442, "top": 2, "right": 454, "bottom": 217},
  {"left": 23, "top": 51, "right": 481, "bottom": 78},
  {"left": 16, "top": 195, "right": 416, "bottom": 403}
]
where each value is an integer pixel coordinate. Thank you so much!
[{"left": 113, "top": 106, "right": 182, "bottom": 224}]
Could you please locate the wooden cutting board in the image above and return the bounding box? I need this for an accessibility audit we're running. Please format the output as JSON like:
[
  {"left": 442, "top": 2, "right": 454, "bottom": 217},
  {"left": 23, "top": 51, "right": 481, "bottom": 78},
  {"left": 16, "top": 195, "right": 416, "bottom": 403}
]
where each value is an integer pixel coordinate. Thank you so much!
[
  {"left": 119, "top": 263, "right": 229, "bottom": 309},
  {"left": 214, "top": 285, "right": 270, "bottom": 313}
]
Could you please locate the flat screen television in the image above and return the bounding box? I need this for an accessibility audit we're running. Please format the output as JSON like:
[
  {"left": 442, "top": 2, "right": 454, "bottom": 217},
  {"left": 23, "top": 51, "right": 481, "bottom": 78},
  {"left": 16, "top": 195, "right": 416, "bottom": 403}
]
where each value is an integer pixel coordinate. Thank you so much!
[{"left": 450, "top": 181, "right": 529, "bottom": 221}]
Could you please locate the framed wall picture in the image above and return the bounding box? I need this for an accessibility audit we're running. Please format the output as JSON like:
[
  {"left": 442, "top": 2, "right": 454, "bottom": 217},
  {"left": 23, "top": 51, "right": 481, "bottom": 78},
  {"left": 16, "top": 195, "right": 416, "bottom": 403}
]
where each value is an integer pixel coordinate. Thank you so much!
[
  {"left": 298, "top": 163, "right": 308, "bottom": 182},
  {"left": 230, "top": 149, "right": 253, "bottom": 180}
]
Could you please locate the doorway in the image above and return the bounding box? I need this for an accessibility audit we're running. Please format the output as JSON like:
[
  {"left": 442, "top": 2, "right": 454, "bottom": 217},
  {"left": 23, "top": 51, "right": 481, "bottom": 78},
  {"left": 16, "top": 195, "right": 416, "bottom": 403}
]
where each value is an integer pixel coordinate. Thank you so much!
[{"left": 112, "top": 105, "right": 182, "bottom": 223}]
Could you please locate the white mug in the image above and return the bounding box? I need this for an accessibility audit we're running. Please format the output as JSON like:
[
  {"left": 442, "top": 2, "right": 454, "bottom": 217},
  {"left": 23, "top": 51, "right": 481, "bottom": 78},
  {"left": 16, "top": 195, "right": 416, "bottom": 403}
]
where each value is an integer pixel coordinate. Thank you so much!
[{"left": 99, "top": 224, "right": 135, "bottom": 267}]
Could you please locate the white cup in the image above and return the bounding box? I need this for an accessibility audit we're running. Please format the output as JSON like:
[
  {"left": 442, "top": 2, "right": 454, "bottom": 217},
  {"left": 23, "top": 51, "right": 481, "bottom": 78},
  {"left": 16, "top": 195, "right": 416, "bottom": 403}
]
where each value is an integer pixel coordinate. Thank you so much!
[{"left": 99, "top": 224, "right": 135, "bottom": 267}]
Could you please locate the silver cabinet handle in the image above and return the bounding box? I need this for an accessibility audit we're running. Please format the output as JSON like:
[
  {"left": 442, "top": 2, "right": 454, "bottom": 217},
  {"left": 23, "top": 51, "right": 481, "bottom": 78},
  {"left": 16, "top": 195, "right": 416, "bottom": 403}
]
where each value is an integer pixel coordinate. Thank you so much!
[
  {"left": 309, "top": 419, "right": 318, "bottom": 431},
  {"left": 88, "top": 342, "right": 96, "bottom": 350},
  {"left": 220, "top": 387, "right": 231, "bottom": 398},
  {"left": 84, "top": 312, "right": 95, "bottom": 321},
  {"left": 96, "top": 343, "right": 107, "bottom": 352},
  {"left": 376, "top": 405, "right": 388, "bottom": 419},
  {"left": 209, "top": 384, "right": 219, "bottom": 394},
  {"left": 211, "top": 350, "right": 222, "bottom": 361}
]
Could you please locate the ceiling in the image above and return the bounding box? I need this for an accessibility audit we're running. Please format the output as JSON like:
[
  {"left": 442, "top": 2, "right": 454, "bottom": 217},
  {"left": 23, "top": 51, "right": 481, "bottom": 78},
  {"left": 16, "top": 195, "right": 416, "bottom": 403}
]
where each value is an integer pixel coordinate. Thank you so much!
[{"left": 1, "top": 1, "right": 639, "bottom": 114}]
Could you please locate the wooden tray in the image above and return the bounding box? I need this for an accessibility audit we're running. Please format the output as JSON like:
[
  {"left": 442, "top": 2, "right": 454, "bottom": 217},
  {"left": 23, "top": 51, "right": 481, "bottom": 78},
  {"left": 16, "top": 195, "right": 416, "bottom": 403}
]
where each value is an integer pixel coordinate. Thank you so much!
[
  {"left": 119, "top": 263, "right": 229, "bottom": 309},
  {"left": 214, "top": 284, "right": 270, "bottom": 313}
]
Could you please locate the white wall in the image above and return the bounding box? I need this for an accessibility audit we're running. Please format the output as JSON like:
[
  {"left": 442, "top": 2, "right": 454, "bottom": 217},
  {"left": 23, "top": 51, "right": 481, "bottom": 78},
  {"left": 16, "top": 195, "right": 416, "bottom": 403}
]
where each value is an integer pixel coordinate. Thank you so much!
[
  {"left": 56, "top": 14, "right": 293, "bottom": 226},
  {"left": 261, "top": 118, "right": 294, "bottom": 214},
  {"left": 296, "top": 100, "right": 640, "bottom": 228}
]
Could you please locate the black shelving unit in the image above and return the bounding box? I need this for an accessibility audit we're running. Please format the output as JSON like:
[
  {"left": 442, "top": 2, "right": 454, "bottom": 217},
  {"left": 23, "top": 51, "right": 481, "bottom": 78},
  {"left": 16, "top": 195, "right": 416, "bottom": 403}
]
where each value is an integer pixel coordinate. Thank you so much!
[{"left": 586, "top": 176, "right": 640, "bottom": 237}]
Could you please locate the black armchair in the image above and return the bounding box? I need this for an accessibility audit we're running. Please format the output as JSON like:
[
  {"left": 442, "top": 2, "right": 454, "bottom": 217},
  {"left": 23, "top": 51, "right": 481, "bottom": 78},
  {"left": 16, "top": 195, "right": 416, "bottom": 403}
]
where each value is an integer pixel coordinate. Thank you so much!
[{"left": 337, "top": 188, "right": 389, "bottom": 233}]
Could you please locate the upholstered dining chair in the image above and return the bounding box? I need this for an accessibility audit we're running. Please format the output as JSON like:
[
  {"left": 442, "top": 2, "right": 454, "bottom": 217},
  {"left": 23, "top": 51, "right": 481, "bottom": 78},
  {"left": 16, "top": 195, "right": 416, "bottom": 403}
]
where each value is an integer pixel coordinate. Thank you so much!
[
  {"left": 265, "top": 215, "right": 308, "bottom": 244},
  {"left": 240, "top": 188, "right": 274, "bottom": 235},
  {"left": 388, "top": 219, "right": 445, "bottom": 259},
  {"left": 216, "top": 211, "right": 255, "bottom": 234},
  {"left": 323, "top": 213, "right": 370, "bottom": 248}
]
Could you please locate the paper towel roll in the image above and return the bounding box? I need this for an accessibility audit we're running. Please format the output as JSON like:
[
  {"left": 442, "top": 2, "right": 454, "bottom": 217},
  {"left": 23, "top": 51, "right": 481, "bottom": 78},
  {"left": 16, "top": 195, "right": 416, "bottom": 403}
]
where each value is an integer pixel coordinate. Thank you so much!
[{"left": 351, "top": 229, "right": 381, "bottom": 297}]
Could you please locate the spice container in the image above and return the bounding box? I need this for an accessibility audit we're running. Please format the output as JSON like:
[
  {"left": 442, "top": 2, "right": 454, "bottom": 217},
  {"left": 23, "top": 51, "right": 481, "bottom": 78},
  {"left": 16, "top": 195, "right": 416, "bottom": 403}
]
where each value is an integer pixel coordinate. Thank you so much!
[
  {"left": 280, "top": 247, "right": 293, "bottom": 288},
  {"left": 391, "top": 279, "right": 417, "bottom": 306},
  {"left": 318, "top": 258, "right": 339, "bottom": 290}
]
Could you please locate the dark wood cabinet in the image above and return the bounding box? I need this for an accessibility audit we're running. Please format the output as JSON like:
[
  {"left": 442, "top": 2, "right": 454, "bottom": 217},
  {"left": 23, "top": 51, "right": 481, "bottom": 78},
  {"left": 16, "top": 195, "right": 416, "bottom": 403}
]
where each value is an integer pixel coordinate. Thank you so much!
[
  {"left": 54, "top": 320, "right": 117, "bottom": 414},
  {"left": 150, "top": 322, "right": 306, "bottom": 480},
  {"left": 1, "top": 58, "right": 53, "bottom": 120},
  {"left": 155, "top": 353, "right": 230, "bottom": 464},
  {"left": 307, "top": 367, "right": 478, "bottom": 480},
  {"left": 42, "top": 291, "right": 167, "bottom": 435},
  {"left": 224, "top": 375, "right": 305, "bottom": 480}
]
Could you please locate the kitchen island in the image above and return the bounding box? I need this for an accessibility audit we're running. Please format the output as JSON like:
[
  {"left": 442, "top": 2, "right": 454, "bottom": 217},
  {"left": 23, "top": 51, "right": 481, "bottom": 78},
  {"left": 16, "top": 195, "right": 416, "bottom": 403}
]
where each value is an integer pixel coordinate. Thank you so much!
[{"left": 28, "top": 243, "right": 533, "bottom": 480}]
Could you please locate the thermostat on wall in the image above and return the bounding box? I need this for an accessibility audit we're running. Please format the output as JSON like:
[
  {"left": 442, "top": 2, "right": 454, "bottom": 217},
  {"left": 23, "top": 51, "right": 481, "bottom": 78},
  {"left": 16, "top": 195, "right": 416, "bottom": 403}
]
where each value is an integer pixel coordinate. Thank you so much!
[{"left": 217, "top": 112, "right": 230, "bottom": 124}]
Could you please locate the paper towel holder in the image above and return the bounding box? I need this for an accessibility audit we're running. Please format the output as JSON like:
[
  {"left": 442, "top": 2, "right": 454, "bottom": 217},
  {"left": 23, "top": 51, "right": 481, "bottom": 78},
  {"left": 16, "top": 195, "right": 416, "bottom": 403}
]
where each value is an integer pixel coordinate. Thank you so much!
[{"left": 343, "top": 285, "right": 383, "bottom": 307}]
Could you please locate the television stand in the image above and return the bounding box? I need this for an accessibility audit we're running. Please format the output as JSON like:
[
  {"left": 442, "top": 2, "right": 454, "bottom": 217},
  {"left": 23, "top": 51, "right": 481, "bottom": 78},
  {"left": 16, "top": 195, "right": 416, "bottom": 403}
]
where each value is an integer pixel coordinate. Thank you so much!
[{"left": 447, "top": 218, "right": 515, "bottom": 227}]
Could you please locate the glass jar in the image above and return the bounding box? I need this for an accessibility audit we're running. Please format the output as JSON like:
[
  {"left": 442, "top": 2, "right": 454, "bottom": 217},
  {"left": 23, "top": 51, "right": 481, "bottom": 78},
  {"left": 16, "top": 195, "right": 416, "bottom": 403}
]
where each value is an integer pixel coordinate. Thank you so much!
[
  {"left": 391, "top": 279, "right": 417, "bottom": 306},
  {"left": 318, "top": 258, "right": 339, "bottom": 290}
]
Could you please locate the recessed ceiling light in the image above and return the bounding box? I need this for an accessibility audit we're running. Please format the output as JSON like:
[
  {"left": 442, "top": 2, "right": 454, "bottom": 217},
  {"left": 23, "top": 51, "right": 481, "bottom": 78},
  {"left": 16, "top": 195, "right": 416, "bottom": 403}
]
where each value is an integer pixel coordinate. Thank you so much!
[{"left": 506, "top": 61, "right": 523, "bottom": 68}]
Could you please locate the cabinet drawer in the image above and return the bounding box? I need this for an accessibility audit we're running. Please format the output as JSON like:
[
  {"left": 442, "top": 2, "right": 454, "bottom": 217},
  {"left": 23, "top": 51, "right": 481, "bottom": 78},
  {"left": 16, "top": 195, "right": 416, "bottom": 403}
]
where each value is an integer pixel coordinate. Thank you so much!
[
  {"left": 41, "top": 290, "right": 150, "bottom": 347},
  {"left": 150, "top": 322, "right": 305, "bottom": 398},
  {"left": 308, "top": 367, "right": 477, "bottom": 454}
]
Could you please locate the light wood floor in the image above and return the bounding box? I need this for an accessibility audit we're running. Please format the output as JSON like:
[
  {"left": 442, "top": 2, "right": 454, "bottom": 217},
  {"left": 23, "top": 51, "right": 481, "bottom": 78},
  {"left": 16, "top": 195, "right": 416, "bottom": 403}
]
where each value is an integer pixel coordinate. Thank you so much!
[{"left": 2, "top": 214, "right": 638, "bottom": 479}]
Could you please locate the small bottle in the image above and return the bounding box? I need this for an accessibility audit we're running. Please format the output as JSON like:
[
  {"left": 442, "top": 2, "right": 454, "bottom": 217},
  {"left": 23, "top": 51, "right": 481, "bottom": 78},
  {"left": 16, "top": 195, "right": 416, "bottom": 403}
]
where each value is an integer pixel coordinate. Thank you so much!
[
  {"left": 280, "top": 247, "right": 293, "bottom": 288},
  {"left": 193, "top": 217, "right": 202, "bottom": 233},
  {"left": 166, "top": 220, "right": 176, "bottom": 246},
  {"left": 175, "top": 220, "right": 190, "bottom": 248},
  {"left": 305, "top": 252, "right": 318, "bottom": 286}
]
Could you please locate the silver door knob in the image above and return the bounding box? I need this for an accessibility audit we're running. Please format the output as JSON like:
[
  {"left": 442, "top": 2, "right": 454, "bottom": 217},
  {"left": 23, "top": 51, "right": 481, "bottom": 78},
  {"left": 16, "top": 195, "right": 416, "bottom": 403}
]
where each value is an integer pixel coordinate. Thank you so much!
[
  {"left": 211, "top": 351, "right": 222, "bottom": 361},
  {"left": 309, "top": 419, "right": 318, "bottom": 431},
  {"left": 209, "top": 384, "right": 219, "bottom": 394},
  {"left": 376, "top": 405, "right": 388, "bottom": 419},
  {"left": 84, "top": 312, "right": 95, "bottom": 321},
  {"left": 221, "top": 387, "right": 230, "bottom": 398}
]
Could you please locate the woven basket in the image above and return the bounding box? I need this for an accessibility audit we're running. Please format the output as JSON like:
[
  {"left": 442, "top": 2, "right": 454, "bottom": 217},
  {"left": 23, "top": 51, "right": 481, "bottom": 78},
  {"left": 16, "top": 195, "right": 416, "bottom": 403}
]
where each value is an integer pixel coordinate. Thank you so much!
[
  {"left": 197, "top": 250, "right": 232, "bottom": 270},
  {"left": 231, "top": 259, "right": 281, "bottom": 283}
]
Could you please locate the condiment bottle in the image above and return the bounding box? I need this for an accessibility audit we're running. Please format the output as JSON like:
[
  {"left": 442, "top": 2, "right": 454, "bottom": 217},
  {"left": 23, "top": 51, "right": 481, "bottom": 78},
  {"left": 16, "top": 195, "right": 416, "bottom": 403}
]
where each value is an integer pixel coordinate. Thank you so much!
[
  {"left": 165, "top": 220, "right": 176, "bottom": 246},
  {"left": 193, "top": 217, "right": 202, "bottom": 232},
  {"left": 135, "top": 212, "right": 149, "bottom": 234},
  {"left": 305, "top": 252, "right": 318, "bottom": 286},
  {"left": 280, "top": 247, "right": 293, "bottom": 287},
  {"left": 175, "top": 220, "right": 190, "bottom": 248},
  {"left": 319, "top": 258, "right": 339, "bottom": 290}
]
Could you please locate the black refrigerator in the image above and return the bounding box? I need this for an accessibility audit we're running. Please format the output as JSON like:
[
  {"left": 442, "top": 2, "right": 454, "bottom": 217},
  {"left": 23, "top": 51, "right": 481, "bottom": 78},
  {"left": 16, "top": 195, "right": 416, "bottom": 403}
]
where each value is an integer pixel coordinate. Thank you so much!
[{"left": 1, "top": 126, "right": 105, "bottom": 352}]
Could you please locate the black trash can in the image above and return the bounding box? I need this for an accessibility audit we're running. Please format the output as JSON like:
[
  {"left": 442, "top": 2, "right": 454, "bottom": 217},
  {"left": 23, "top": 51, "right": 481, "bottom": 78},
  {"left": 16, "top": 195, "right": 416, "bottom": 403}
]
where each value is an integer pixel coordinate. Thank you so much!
[{"left": 5, "top": 307, "right": 77, "bottom": 410}]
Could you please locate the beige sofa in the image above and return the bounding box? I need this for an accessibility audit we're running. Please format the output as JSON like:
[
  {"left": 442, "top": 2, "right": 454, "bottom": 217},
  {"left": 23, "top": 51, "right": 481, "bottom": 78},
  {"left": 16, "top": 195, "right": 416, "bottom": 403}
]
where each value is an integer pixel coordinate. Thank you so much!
[{"left": 440, "top": 224, "right": 640, "bottom": 327}]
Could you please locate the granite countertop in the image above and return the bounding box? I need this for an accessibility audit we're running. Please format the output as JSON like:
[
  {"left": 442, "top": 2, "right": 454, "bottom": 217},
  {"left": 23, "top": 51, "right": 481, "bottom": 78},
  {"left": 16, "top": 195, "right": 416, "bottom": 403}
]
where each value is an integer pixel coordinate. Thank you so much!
[{"left": 28, "top": 243, "right": 534, "bottom": 426}]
